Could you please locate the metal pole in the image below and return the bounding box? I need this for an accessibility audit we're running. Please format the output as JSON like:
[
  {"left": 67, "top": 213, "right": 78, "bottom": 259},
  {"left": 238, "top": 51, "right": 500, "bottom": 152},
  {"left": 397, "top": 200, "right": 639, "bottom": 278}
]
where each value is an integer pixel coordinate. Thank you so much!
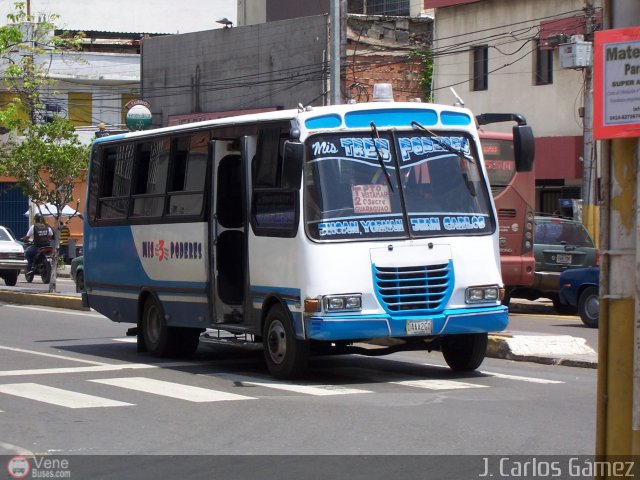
[
  {"left": 582, "top": 1, "right": 598, "bottom": 245},
  {"left": 330, "top": 0, "right": 341, "bottom": 105},
  {"left": 596, "top": 0, "right": 640, "bottom": 461}
]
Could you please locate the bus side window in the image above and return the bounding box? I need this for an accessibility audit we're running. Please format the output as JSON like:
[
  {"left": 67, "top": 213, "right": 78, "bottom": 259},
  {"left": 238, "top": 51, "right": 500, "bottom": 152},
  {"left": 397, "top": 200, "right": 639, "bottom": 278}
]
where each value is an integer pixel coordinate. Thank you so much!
[
  {"left": 131, "top": 140, "right": 168, "bottom": 218},
  {"left": 98, "top": 144, "right": 133, "bottom": 220},
  {"left": 251, "top": 125, "right": 298, "bottom": 237},
  {"left": 167, "top": 133, "right": 208, "bottom": 217}
]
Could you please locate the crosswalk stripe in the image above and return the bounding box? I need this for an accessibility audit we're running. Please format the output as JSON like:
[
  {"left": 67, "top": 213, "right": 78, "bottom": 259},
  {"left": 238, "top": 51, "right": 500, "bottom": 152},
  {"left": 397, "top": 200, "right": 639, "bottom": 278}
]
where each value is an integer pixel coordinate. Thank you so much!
[
  {"left": 390, "top": 379, "right": 488, "bottom": 390},
  {"left": 324, "top": 367, "right": 489, "bottom": 390},
  {"left": 0, "top": 383, "right": 134, "bottom": 408},
  {"left": 479, "top": 370, "right": 565, "bottom": 384},
  {"left": 89, "top": 377, "right": 256, "bottom": 402},
  {"left": 212, "top": 373, "right": 373, "bottom": 396},
  {"left": 112, "top": 337, "right": 137, "bottom": 343},
  {"left": 420, "top": 363, "right": 565, "bottom": 384}
]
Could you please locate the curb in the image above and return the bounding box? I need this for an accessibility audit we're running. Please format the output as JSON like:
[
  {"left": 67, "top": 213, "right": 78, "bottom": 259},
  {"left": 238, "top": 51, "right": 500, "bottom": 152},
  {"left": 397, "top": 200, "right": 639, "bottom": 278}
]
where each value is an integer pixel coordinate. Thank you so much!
[
  {"left": 0, "top": 290, "right": 85, "bottom": 311},
  {"left": 486, "top": 334, "right": 597, "bottom": 369}
]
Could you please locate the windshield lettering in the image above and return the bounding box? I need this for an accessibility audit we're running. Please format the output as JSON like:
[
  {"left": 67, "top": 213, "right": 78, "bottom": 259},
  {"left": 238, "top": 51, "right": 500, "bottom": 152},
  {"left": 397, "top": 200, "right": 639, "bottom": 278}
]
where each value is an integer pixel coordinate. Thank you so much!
[
  {"left": 443, "top": 216, "right": 487, "bottom": 230},
  {"left": 340, "top": 137, "right": 391, "bottom": 161},
  {"left": 398, "top": 136, "right": 470, "bottom": 162},
  {"left": 360, "top": 218, "right": 404, "bottom": 233},
  {"left": 410, "top": 217, "right": 442, "bottom": 232},
  {"left": 318, "top": 221, "right": 360, "bottom": 236}
]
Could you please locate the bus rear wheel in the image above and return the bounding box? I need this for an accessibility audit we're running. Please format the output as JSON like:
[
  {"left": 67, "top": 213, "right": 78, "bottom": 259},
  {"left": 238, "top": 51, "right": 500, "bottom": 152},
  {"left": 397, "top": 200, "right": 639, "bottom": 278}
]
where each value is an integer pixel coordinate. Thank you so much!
[
  {"left": 142, "top": 296, "right": 169, "bottom": 356},
  {"left": 263, "top": 303, "right": 309, "bottom": 379},
  {"left": 141, "top": 297, "right": 201, "bottom": 357},
  {"left": 441, "top": 333, "right": 487, "bottom": 371}
]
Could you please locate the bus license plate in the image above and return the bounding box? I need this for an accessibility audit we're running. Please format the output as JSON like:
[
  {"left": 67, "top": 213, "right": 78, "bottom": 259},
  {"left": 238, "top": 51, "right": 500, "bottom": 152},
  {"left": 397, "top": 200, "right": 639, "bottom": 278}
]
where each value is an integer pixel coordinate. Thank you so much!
[
  {"left": 406, "top": 319, "right": 433, "bottom": 335},
  {"left": 556, "top": 253, "right": 572, "bottom": 264}
]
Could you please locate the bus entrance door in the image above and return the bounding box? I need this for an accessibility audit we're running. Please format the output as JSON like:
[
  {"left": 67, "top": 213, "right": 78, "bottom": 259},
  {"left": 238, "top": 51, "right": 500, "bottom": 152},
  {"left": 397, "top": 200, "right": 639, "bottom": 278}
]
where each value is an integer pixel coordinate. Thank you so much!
[{"left": 211, "top": 140, "right": 246, "bottom": 324}]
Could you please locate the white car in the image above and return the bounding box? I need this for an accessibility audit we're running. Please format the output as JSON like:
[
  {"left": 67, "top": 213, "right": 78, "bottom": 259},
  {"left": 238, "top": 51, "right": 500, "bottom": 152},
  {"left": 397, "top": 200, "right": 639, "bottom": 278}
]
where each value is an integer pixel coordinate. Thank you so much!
[{"left": 0, "top": 225, "right": 27, "bottom": 286}]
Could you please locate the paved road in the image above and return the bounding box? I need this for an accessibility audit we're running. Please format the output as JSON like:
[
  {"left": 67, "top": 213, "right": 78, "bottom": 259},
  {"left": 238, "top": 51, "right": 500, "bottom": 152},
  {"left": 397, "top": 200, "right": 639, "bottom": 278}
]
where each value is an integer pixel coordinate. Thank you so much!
[{"left": 0, "top": 303, "right": 596, "bottom": 460}]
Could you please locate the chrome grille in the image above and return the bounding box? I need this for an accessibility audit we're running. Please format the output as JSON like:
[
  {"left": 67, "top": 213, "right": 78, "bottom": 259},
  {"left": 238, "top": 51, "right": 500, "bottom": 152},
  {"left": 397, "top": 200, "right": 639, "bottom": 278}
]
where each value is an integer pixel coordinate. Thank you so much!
[
  {"left": 373, "top": 262, "right": 452, "bottom": 313},
  {"left": 0, "top": 252, "right": 25, "bottom": 260}
]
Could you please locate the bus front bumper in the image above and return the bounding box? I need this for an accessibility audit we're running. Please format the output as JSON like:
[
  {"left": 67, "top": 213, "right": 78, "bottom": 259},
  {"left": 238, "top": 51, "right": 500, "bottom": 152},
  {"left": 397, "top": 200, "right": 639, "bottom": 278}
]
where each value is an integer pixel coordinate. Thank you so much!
[{"left": 305, "top": 305, "right": 508, "bottom": 342}]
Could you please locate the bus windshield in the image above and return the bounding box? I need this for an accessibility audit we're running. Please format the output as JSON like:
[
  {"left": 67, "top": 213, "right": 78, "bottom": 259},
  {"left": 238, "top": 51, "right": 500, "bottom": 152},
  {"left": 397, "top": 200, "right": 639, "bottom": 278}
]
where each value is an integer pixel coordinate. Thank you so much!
[
  {"left": 304, "top": 130, "right": 494, "bottom": 241},
  {"left": 482, "top": 137, "right": 516, "bottom": 187}
]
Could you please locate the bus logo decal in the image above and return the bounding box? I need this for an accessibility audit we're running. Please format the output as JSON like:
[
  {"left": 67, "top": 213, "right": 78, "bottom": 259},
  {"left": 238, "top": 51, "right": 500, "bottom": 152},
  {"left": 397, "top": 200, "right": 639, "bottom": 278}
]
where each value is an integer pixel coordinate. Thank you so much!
[{"left": 141, "top": 240, "right": 203, "bottom": 261}]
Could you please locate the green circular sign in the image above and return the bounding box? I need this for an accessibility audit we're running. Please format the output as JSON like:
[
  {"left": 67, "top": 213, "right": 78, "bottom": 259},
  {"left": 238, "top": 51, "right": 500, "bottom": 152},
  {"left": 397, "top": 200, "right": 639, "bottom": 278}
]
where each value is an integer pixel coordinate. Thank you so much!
[{"left": 126, "top": 105, "right": 152, "bottom": 130}]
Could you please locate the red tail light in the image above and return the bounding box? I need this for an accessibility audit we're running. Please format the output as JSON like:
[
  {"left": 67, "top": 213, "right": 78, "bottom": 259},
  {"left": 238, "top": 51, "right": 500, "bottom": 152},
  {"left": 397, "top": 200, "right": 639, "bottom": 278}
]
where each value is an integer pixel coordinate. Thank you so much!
[
  {"left": 41, "top": 246, "right": 54, "bottom": 255},
  {"left": 595, "top": 250, "right": 599, "bottom": 266}
]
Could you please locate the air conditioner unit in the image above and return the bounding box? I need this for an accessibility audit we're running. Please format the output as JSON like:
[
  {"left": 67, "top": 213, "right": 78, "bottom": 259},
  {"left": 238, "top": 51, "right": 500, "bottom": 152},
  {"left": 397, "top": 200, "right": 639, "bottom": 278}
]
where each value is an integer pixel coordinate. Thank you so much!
[{"left": 559, "top": 40, "right": 592, "bottom": 69}]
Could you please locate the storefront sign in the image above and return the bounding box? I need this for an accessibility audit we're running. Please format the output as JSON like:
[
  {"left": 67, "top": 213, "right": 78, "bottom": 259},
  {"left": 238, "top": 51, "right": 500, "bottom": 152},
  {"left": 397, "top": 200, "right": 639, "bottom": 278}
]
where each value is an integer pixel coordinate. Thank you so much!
[{"left": 593, "top": 27, "right": 640, "bottom": 139}]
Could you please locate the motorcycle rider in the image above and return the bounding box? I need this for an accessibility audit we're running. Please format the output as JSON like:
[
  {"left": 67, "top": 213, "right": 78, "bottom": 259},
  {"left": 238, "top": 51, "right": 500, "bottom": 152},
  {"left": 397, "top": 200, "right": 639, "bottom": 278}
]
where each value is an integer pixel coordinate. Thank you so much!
[{"left": 22, "top": 213, "right": 53, "bottom": 274}]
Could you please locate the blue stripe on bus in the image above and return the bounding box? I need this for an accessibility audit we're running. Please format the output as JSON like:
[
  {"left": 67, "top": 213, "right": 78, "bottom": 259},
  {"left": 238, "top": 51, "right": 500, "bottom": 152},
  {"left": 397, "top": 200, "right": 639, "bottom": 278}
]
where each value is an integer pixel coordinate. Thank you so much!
[
  {"left": 250, "top": 285, "right": 301, "bottom": 303},
  {"left": 440, "top": 111, "right": 472, "bottom": 126},
  {"left": 305, "top": 114, "right": 343, "bottom": 129},
  {"left": 305, "top": 305, "right": 507, "bottom": 341},
  {"left": 344, "top": 108, "right": 438, "bottom": 128}
]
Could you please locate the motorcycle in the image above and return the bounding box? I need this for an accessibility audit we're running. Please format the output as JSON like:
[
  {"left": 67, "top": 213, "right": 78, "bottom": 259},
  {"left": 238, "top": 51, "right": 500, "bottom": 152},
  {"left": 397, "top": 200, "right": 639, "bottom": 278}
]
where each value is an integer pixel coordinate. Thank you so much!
[{"left": 24, "top": 243, "right": 54, "bottom": 284}]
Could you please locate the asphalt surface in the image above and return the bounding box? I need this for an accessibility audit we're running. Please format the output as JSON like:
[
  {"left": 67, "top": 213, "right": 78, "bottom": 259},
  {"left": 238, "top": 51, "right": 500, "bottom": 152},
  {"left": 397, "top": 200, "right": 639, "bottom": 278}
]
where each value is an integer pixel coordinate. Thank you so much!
[{"left": 0, "top": 266, "right": 598, "bottom": 369}]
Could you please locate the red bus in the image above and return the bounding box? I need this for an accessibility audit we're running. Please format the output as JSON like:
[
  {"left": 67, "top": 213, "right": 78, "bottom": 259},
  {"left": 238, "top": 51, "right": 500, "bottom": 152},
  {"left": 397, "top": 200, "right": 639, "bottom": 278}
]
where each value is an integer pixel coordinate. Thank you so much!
[{"left": 480, "top": 130, "right": 535, "bottom": 303}]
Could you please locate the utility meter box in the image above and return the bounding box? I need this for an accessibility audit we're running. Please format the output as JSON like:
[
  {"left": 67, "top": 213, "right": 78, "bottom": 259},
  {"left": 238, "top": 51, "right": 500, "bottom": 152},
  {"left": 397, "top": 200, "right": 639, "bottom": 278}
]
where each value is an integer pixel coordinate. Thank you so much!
[{"left": 559, "top": 40, "right": 593, "bottom": 68}]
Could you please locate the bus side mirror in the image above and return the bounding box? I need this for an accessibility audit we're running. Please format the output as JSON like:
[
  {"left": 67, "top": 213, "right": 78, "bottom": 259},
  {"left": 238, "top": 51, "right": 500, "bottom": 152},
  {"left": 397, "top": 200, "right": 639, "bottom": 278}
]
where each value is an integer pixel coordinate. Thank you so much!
[
  {"left": 282, "top": 141, "right": 304, "bottom": 190},
  {"left": 512, "top": 125, "right": 534, "bottom": 172}
]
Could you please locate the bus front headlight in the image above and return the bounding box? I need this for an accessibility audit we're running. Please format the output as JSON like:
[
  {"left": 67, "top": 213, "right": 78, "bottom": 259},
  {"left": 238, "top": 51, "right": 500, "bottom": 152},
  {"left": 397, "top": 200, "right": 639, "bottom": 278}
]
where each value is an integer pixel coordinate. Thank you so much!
[
  {"left": 466, "top": 285, "right": 500, "bottom": 303},
  {"left": 324, "top": 294, "right": 362, "bottom": 312}
]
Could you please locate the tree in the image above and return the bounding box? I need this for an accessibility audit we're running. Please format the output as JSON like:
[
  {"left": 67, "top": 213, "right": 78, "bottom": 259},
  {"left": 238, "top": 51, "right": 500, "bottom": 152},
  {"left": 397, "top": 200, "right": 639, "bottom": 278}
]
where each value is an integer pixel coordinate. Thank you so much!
[{"left": 0, "top": 3, "right": 88, "bottom": 293}]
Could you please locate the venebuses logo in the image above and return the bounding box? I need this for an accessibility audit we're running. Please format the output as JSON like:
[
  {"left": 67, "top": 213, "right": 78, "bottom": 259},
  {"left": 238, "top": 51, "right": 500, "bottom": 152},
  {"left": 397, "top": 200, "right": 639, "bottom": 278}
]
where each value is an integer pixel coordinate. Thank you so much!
[{"left": 7, "top": 456, "right": 30, "bottom": 479}]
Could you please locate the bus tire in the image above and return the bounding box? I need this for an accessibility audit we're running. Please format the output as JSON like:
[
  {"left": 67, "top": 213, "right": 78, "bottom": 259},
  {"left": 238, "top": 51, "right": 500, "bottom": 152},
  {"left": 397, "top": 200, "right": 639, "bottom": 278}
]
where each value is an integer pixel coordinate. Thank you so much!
[
  {"left": 578, "top": 286, "right": 599, "bottom": 328},
  {"left": 142, "top": 296, "right": 170, "bottom": 356},
  {"left": 441, "top": 333, "right": 487, "bottom": 371},
  {"left": 263, "top": 303, "right": 309, "bottom": 379}
]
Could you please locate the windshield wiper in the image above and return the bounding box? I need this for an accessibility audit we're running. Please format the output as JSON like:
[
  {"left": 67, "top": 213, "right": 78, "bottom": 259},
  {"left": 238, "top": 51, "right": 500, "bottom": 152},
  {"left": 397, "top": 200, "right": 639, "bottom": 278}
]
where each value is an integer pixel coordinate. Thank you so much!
[
  {"left": 411, "top": 120, "right": 477, "bottom": 197},
  {"left": 369, "top": 122, "right": 394, "bottom": 192},
  {"left": 410, "top": 120, "right": 475, "bottom": 165}
]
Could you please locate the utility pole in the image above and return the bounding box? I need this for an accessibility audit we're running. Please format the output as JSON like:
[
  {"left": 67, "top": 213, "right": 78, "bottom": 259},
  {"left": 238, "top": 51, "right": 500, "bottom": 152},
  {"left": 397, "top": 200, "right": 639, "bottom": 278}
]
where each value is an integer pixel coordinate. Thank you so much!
[
  {"left": 330, "top": 0, "right": 341, "bottom": 105},
  {"left": 595, "top": 0, "right": 640, "bottom": 462},
  {"left": 582, "top": 1, "right": 598, "bottom": 246}
]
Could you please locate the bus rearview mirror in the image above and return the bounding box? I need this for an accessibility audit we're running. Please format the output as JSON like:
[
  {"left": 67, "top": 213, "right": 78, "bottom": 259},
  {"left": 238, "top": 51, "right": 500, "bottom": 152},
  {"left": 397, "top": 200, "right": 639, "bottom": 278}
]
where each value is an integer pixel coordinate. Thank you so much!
[
  {"left": 512, "top": 125, "right": 534, "bottom": 173},
  {"left": 282, "top": 141, "right": 304, "bottom": 190}
]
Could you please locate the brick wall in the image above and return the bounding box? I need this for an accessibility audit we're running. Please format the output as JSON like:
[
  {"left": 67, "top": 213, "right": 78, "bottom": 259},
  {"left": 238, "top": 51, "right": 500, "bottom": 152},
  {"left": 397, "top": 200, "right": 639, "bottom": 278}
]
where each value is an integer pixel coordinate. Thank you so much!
[{"left": 347, "top": 53, "right": 424, "bottom": 103}]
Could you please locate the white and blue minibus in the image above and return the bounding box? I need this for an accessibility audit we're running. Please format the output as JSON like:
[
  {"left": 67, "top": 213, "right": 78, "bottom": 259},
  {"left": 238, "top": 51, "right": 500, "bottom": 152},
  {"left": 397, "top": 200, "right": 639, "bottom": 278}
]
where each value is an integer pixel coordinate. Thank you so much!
[{"left": 83, "top": 95, "right": 534, "bottom": 378}]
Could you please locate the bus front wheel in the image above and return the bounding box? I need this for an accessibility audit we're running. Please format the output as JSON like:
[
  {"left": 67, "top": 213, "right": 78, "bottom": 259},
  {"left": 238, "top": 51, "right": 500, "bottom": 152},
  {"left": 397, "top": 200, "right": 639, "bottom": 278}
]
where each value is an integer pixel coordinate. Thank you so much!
[
  {"left": 262, "top": 303, "right": 309, "bottom": 379},
  {"left": 441, "top": 333, "right": 487, "bottom": 371}
]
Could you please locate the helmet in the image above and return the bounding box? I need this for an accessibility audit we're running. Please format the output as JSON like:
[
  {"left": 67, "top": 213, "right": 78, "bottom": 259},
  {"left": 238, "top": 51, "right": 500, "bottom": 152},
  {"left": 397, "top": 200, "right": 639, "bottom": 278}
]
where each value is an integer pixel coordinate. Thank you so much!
[{"left": 34, "top": 213, "right": 43, "bottom": 221}]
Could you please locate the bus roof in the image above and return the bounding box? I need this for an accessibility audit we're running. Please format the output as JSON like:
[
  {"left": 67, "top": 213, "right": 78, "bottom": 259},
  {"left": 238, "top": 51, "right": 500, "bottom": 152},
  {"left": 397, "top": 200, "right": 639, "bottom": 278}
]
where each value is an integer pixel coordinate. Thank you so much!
[{"left": 94, "top": 101, "right": 477, "bottom": 144}]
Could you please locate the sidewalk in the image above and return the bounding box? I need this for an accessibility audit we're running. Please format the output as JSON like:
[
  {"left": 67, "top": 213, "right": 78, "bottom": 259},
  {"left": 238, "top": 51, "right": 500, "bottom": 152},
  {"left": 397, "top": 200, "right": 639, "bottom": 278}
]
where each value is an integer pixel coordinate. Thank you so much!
[{"left": 0, "top": 279, "right": 597, "bottom": 369}]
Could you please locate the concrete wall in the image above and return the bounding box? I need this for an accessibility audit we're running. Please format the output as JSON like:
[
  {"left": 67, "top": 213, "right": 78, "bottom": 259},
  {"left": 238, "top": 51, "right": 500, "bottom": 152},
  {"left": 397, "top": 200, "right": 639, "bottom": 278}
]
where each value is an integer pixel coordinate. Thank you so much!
[
  {"left": 237, "top": 0, "right": 267, "bottom": 26},
  {"left": 431, "top": 0, "right": 598, "bottom": 138},
  {"left": 141, "top": 15, "right": 329, "bottom": 126}
]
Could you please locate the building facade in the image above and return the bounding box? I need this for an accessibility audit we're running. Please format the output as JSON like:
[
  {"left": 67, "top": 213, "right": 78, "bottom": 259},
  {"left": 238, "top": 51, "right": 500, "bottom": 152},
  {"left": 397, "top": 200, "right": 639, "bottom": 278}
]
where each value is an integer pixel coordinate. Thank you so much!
[{"left": 426, "top": 0, "right": 603, "bottom": 214}]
